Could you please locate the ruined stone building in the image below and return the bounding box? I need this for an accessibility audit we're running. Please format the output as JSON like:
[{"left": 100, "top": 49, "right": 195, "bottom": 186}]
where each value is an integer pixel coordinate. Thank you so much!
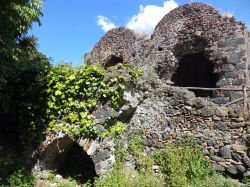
[
  {"left": 87, "top": 3, "right": 249, "bottom": 102},
  {"left": 35, "top": 3, "right": 250, "bottom": 181}
]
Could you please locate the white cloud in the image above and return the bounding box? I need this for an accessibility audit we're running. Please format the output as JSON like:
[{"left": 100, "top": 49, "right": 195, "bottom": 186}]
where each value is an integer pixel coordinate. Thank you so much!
[
  {"left": 97, "top": 16, "right": 117, "bottom": 32},
  {"left": 96, "top": 0, "right": 178, "bottom": 35},
  {"left": 126, "top": 0, "right": 178, "bottom": 35}
]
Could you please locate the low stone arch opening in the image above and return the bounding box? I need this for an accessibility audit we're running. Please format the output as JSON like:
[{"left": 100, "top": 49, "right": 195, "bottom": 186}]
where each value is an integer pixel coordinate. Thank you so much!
[
  {"left": 41, "top": 137, "right": 97, "bottom": 184},
  {"left": 56, "top": 142, "right": 97, "bottom": 183},
  {"left": 171, "top": 52, "right": 219, "bottom": 97},
  {"left": 104, "top": 55, "right": 124, "bottom": 68}
]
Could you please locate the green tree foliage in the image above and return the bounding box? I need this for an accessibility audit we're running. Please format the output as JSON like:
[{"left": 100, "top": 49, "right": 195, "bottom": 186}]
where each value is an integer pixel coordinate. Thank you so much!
[{"left": 0, "top": 0, "right": 50, "bottom": 142}]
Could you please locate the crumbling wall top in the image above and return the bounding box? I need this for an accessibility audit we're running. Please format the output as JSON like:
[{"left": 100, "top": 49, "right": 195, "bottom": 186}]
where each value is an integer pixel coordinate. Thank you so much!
[
  {"left": 86, "top": 27, "right": 148, "bottom": 67},
  {"left": 151, "top": 2, "right": 247, "bottom": 54}
]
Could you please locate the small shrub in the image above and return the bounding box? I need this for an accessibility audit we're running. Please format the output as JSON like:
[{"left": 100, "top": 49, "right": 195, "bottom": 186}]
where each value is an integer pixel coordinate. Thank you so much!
[
  {"left": 243, "top": 176, "right": 250, "bottom": 186},
  {"left": 37, "top": 170, "right": 79, "bottom": 187},
  {"left": 7, "top": 169, "right": 34, "bottom": 187},
  {"left": 128, "top": 129, "right": 146, "bottom": 157},
  {"left": 90, "top": 165, "right": 164, "bottom": 187},
  {"left": 203, "top": 173, "right": 247, "bottom": 187},
  {"left": 154, "top": 138, "right": 213, "bottom": 186}
]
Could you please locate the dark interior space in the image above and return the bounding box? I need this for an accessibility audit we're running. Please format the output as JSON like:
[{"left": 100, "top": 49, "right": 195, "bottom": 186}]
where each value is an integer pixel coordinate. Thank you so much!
[
  {"left": 171, "top": 53, "right": 218, "bottom": 97},
  {"left": 105, "top": 55, "right": 123, "bottom": 68},
  {"left": 56, "top": 142, "right": 97, "bottom": 184}
]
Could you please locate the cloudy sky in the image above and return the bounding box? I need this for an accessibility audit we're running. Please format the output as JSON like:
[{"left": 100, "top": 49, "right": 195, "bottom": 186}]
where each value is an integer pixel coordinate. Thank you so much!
[{"left": 30, "top": 0, "right": 250, "bottom": 66}]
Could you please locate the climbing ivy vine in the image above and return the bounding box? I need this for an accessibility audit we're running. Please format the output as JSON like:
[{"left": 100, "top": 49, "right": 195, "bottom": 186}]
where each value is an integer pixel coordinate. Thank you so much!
[{"left": 46, "top": 63, "right": 143, "bottom": 138}]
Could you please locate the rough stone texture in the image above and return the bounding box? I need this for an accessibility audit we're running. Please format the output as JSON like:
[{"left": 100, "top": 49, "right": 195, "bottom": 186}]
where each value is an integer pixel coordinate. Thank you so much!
[
  {"left": 33, "top": 133, "right": 115, "bottom": 176},
  {"left": 126, "top": 80, "right": 250, "bottom": 177},
  {"left": 219, "top": 146, "right": 232, "bottom": 159},
  {"left": 87, "top": 3, "right": 250, "bottom": 103},
  {"left": 34, "top": 2, "right": 250, "bottom": 180},
  {"left": 86, "top": 27, "right": 149, "bottom": 68}
]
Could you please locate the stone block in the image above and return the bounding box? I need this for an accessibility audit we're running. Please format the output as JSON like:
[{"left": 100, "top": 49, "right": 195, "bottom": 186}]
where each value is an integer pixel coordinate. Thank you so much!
[
  {"left": 219, "top": 146, "right": 232, "bottom": 159},
  {"left": 200, "top": 106, "right": 215, "bottom": 117},
  {"left": 236, "top": 63, "right": 247, "bottom": 70},
  {"left": 231, "top": 144, "right": 247, "bottom": 152},
  {"left": 216, "top": 79, "right": 231, "bottom": 87},
  {"left": 212, "top": 163, "right": 225, "bottom": 172},
  {"left": 93, "top": 149, "right": 111, "bottom": 164},
  {"left": 218, "top": 40, "right": 230, "bottom": 47},
  {"left": 243, "top": 156, "right": 250, "bottom": 168},
  {"left": 226, "top": 165, "right": 237, "bottom": 175},
  {"left": 222, "top": 64, "right": 235, "bottom": 72},
  {"left": 232, "top": 78, "right": 245, "bottom": 85},
  {"left": 212, "top": 97, "right": 229, "bottom": 105},
  {"left": 214, "top": 122, "right": 229, "bottom": 131},
  {"left": 211, "top": 155, "right": 225, "bottom": 162},
  {"left": 236, "top": 37, "right": 246, "bottom": 45},
  {"left": 232, "top": 152, "right": 243, "bottom": 162},
  {"left": 224, "top": 72, "right": 238, "bottom": 79},
  {"left": 228, "top": 106, "right": 241, "bottom": 118},
  {"left": 236, "top": 165, "right": 246, "bottom": 174}
]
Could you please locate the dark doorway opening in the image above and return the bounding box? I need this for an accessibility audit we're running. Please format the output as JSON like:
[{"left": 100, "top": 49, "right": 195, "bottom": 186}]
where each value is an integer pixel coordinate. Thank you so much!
[
  {"left": 171, "top": 53, "right": 218, "bottom": 97},
  {"left": 56, "top": 142, "right": 97, "bottom": 184},
  {"left": 105, "top": 55, "right": 123, "bottom": 68}
]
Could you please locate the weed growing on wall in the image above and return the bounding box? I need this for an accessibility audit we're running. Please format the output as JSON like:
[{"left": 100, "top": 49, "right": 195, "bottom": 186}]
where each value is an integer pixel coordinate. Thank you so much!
[
  {"left": 154, "top": 138, "right": 213, "bottom": 186},
  {"left": 31, "top": 135, "right": 247, "bottom": 187},
  {"left": 46, "top": 63, "right": 143, "bottom": 138}
]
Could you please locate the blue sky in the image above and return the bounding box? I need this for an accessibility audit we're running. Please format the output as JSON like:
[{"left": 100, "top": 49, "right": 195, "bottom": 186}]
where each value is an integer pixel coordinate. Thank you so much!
[{"left": 30, "top": 0, "right": 250, "bottom": 66}]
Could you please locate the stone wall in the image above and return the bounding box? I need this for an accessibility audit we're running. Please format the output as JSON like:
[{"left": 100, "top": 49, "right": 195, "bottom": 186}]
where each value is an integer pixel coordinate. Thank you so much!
[
  {"left": 85, "top": 27, "right": 149, "bottom": 68},
  {"left": 126, "top": 79, "right": 250, "bottom": 177},
  {"left": 149, "top": 3, "right": 249, "bottom": 104},
  {"left": 85, "top": 2, "right": 250, "bottom": 177},
  {"left": 33, "top": 133, "right": 115, "bottom": 176},
  {"left": 87, "top": 3, "right": 250, "bottom": 103},
  {"left": 34, "top": 2, "right": 250, "bottom": 180}
]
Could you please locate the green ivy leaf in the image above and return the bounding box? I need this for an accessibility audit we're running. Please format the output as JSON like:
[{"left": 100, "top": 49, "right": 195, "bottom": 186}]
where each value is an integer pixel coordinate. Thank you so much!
[
  {"left": 55, "top": 90, "right": 62, "bottom": 96},
  {"left": 80, "top": 112, "right": 87, "bottom": 119},
  {"left": 68, "top": 74, "right": 76, "bottom": 80}
]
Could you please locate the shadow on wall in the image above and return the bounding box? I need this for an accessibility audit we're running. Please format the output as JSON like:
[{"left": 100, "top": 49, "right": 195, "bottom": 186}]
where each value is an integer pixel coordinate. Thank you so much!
[
  {"left": 41, "top": 137, "right": 97, "bottom": 184},
  {"left": 104, "top": 55, "right": 123, "bottom": 69},
  {"left": 56, "top": 142, "right": 97, "bottom": 183},
  {"left": 171, "top": 52, "right": 219, "bottom": 97}
]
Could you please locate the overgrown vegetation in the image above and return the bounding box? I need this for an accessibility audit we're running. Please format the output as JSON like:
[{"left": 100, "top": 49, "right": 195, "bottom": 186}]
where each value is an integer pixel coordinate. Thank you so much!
[
  {"left": 0, "top": 1, "right": 249, "bottom": 187},
  {"left": 33, "top": 134, "right": 247, "bottom": 187},
  {"left": 154, "top": 139, "right": 212, "bottom": 186},
  {"left": 91, "top": 135, "right": 246, "bottom": 187},
  {"left": 46, "top": 63, "right": 142, "bottom": 138},
  {"left": 0, "top": 0, "right": 50, "bottom": 142},
  {"left": 0, "top": 0, "right": 50, "bottom": 185}
]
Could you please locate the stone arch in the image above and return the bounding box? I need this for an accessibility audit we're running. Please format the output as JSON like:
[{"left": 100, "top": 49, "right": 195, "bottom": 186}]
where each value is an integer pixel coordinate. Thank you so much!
[
  {"left": 104, "top": 55, "right": 124, "bottom": 68},
  {"left": 170, "top": 38, "right": 220, "bottom": 98},
  {"left": 171, "top": 52, "right": 219, "bottom": 97},
  {"left": 37, "top": 136, "right": 96, "bottom": 183},
  {"left": 86, "top": 27, "right": 138, "bottom": 67},
  {"left": 150, "top": 2, "right": 248, "bottom": 102},
  {"left": 86, "top": 27, "right": 149, "bottom": 68},
  {"left": 34, "top": 134, "right": 115, "bottom": 182}
]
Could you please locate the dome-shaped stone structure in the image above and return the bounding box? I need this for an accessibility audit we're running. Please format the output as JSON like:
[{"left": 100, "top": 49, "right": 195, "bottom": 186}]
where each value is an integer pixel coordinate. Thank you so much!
[
  {"left": 86, "top": 3, "right": 249, "bottom": 101},
  {"left": 152, "top": 3, "right": 245, "bottom": 53},
  {"left": 86, "top": 27, "right": 148, "bottom": 68},
  {"left": 149, "top": 3, "right": 249, "bottom": 100}
]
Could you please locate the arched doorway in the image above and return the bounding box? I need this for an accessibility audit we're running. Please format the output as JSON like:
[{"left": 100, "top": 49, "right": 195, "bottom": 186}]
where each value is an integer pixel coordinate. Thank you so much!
[
  {"left": 56, "top": 142, "right": 97, "bottom": 183},
  {"left": 171, "top": 53, "right": 219, "bottom": 97},
  {"left": 41, "top": 137, "right": 97, "bottom": 184}
]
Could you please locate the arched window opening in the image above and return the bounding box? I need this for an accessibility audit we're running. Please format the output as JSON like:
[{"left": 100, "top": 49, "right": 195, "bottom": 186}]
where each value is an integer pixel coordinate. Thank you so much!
[
  {"left": 105, "top": 55, "right": 123, "bottom": 68},
  {"left": 171, "top": 53, "right": 219, "bottom": 97}
]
